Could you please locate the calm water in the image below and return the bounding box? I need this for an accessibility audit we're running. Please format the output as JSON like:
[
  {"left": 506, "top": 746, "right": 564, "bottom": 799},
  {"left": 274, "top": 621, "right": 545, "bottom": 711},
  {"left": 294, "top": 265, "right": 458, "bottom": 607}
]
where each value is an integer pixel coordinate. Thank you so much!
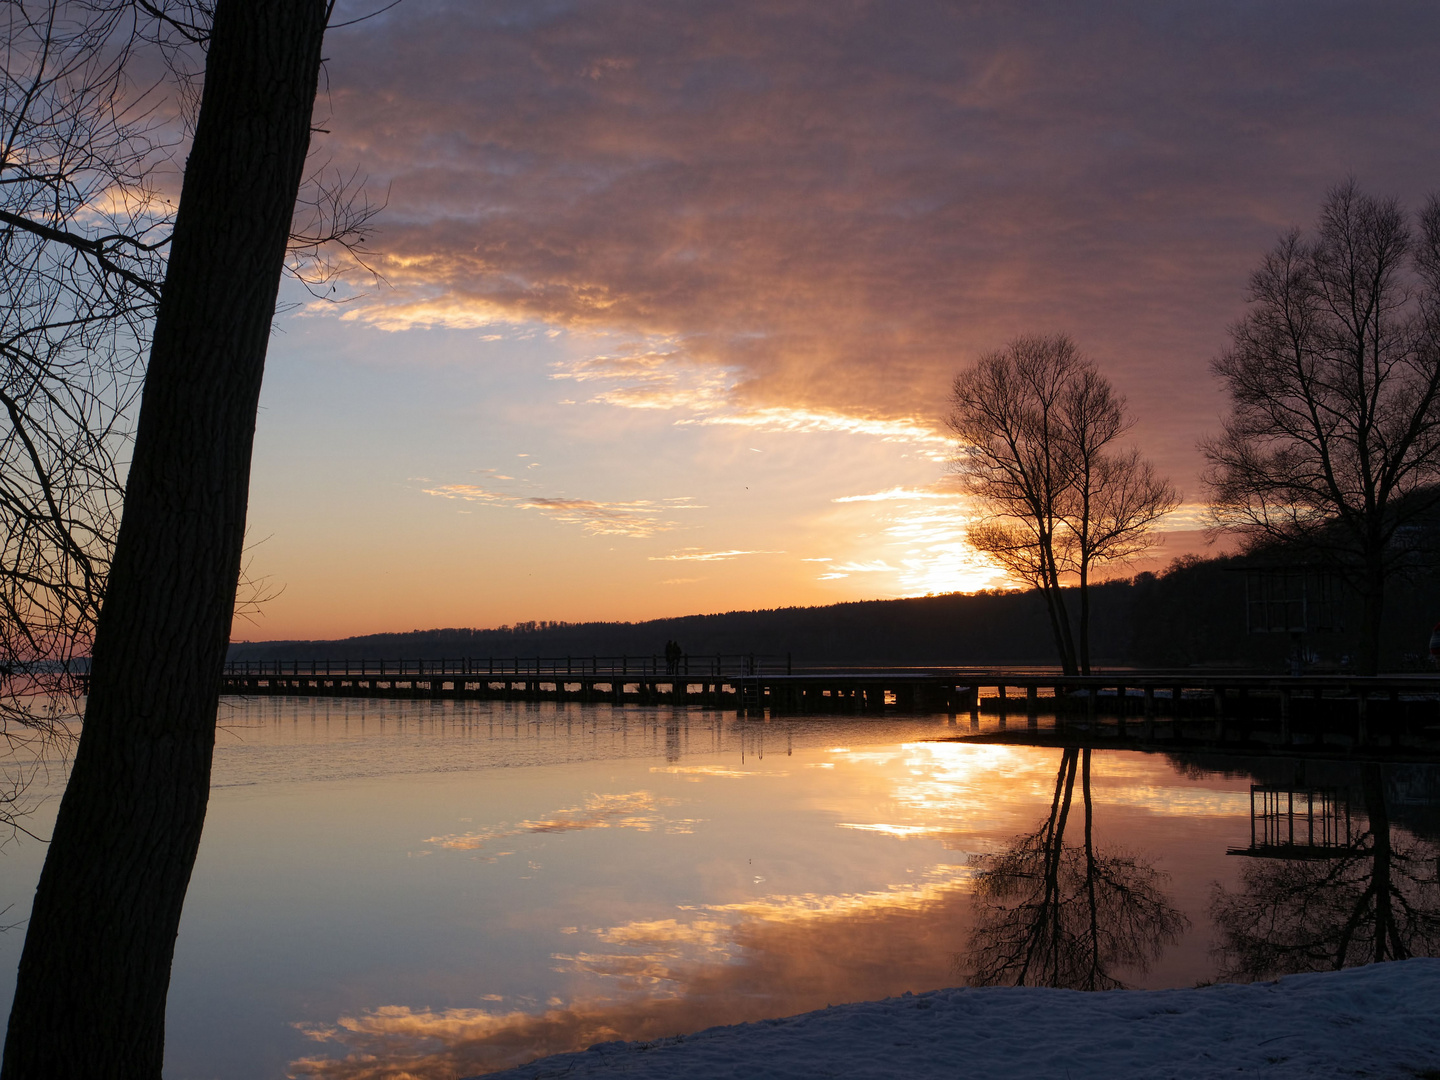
[{"left": 2, "top": 698, "right": 1438, "bottom": 1079}]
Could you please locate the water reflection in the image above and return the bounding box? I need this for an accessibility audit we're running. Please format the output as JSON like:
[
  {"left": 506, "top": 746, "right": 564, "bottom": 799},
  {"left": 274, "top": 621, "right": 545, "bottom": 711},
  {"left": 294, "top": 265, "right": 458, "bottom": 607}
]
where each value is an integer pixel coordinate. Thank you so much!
[
  {"left": 963, "top": 747, "right": 1188, "bottom": 990},
  {"left": 14, "top": 700, "right": 1440, "bottom": 1079},
  {"left": 291, "top": 875, "right": 976, "bottom": 1079},
  {"left": 425, "top": 791, "right": 674, "bottom": 854},
  {"left": 1210, "top": 763, "right": 1440, "bottom": 980},
  {"left": 281, "top": 737, "right": 1440, "bottom": 1079}
]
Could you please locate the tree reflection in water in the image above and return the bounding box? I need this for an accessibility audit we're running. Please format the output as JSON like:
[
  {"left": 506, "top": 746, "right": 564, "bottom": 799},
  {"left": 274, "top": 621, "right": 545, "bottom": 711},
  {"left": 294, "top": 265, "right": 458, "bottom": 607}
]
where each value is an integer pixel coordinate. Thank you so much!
[
  {"left": 1210, "top": 764, "right": 1440, "bottom": 981},
  {"left": 963, "top": 747, "right": 1188, "bottom": 989}
]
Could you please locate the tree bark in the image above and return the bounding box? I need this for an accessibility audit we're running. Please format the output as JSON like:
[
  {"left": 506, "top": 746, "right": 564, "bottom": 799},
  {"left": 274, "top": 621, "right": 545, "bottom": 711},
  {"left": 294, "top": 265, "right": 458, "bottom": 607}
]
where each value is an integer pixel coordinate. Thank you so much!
[
  {"left": 2, "top": 3, "right": 327, "bottom": 1077},
  {"left": 1040, "top": 547, "right": 1079, "bottom": 676},
  {"left": 1036, "top": 578, "right": 1078, "bottom": 677}
]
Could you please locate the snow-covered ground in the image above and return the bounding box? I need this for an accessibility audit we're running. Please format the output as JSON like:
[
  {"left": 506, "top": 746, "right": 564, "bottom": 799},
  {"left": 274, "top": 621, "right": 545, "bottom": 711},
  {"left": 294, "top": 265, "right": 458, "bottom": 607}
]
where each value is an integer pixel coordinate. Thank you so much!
[{"left": 479, "top": 959, "right": 1440, "bottom": 1079}]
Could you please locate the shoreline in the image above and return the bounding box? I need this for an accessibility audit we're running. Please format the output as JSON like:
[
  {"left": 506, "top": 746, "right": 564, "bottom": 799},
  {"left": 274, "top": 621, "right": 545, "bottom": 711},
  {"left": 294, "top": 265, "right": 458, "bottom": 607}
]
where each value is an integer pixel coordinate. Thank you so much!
[{"left": 479, "top": 959, "right": 1440, "bottom": 1079}]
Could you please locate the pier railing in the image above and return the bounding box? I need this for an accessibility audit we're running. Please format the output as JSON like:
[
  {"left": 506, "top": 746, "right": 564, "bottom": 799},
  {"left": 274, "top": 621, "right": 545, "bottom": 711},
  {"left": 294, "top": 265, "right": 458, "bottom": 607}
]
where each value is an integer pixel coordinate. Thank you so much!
[{"left": 221, "top": 653, "right": 792, "bottom": 678}]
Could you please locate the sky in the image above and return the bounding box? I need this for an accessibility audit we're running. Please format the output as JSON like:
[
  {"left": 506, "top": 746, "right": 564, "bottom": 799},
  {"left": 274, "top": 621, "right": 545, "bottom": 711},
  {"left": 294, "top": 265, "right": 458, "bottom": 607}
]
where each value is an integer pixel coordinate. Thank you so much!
[{"left": 236, "top": 0, "right": 1440, "bottom": 641}]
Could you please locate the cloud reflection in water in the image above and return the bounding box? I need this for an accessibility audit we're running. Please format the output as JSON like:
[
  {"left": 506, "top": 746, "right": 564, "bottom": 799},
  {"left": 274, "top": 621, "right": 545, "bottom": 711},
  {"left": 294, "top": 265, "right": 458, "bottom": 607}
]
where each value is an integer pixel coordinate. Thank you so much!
[
  {"left": 287, "top": 741, "right": 1258, "bottom": 1079},
  {"left": 291, "top": 872, "right": 977, "bottom": 1080},
  {"left": 425, "top": 791, "right": 671, "bottom": 853}
]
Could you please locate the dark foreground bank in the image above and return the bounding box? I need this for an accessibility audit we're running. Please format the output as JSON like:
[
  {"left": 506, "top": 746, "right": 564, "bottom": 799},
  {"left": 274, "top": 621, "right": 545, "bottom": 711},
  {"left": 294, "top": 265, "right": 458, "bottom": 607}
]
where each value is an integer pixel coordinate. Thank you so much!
[{"left": 478, "top": 960, "right": 1440, "bottom": 1079}]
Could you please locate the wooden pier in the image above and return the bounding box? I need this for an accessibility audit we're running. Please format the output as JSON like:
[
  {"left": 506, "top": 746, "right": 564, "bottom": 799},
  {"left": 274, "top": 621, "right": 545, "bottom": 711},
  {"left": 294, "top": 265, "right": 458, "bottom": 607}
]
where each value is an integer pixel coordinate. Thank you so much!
[
  {"left": 220, "top": 655, "right": 780, "bottom": 709},
  {"left": 936, "top": 672, "right": 1440, "bottom": 756},
  {"left": 219, "top": 658, "right": 1440, "bottom": 746}
]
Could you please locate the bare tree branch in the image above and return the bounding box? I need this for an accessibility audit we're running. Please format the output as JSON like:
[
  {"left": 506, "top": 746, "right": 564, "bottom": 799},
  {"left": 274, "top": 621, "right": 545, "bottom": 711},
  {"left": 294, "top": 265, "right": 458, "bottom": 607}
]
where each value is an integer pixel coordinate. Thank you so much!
[
  {"left": 949, "top": 334, "right": 1177, "bottom": 674},
  {"left": 1202, "top": 181, "right": 1440, "bottom": 673}
]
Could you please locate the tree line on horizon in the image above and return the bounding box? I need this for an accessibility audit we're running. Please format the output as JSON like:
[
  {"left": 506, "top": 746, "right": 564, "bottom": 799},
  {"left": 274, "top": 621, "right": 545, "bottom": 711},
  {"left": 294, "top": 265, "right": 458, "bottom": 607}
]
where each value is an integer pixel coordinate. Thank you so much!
[{"left": 227, "top": 549, "right": 1440, "bottom": 672}]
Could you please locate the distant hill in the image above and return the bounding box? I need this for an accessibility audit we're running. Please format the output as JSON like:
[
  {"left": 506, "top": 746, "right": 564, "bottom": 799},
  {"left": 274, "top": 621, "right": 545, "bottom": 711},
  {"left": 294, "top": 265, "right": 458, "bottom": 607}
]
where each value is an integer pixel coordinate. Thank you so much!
[
  {"left": 228, "top": 554, "right": 1440, "bottom": 671},
  {"left": 229, "top": 588, "right": 1072, "bottom": 667}
]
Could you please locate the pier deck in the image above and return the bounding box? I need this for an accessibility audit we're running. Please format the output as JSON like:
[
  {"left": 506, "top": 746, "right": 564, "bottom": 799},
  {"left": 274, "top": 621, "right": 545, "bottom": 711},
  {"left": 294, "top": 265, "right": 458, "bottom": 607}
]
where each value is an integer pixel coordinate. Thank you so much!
[{"left": 219, "top": 658, "right": 1440, "bottom": 748}]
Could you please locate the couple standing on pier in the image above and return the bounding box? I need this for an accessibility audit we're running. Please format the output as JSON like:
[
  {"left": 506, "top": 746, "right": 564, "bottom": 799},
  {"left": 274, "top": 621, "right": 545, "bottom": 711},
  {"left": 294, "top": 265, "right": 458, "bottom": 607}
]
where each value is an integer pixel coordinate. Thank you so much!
[{"left": 664, "top": 640, "right": 684, "bottom": 675}]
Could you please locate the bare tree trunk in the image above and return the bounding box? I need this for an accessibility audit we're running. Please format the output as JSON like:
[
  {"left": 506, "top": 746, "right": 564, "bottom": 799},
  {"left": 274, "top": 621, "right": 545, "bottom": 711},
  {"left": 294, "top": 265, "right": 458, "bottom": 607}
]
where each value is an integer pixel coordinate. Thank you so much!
[
  {"left": 1036, "top": 579, "right": 1078, "bottom": 677},
  {"left": 1041, "top": 546, "right": 1079, "bottom": 676},
  {"left": 1036, "top": 749, "right": 1078, "bottom": 984},
  {"left": 2, "top": 4, "right": 327, "bottom": 1077},
  {"left": 1013, "top": 750, "right": 1076, "bottom": 986},
  {"left": 1077, "top": 563, "right": 1091, "bottom": 675},
  {"left": 1081, "top": 750, "right": 1100, "bottom": 988},
  {"left": 1361, "top": 765, "right": 1403, "bottom": 963}
]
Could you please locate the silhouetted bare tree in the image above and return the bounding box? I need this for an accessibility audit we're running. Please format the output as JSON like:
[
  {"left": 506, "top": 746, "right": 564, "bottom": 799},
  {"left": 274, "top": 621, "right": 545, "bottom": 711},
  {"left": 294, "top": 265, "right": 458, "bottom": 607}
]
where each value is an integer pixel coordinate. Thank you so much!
[
  {"left": 2, "top": 0, "right": 335, "bottom": 1075},
  {"left": 0, "top": 0, "right": 171, "bottom": 817},
  {"left": 1211, "top": 765, "right": 1440, "bottom": 980},
  {"left": 0, "top": 0, "right": 374, "bottom": 841},
  {"left": 964, "top": 748, "right": 1188, "bottom": 989},
  {"left": 949, "top": 335, "right": 1177, "bottom": 674},
  {"left": 1202, "top": 181, "right": 1440, "bottom": 674}
]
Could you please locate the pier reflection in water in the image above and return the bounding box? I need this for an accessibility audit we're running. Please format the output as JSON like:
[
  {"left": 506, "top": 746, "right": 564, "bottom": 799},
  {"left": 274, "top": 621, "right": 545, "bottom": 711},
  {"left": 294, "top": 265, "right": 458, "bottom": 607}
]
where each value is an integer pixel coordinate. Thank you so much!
[
  {"left": 3, "top": 698, "right": 1439, "bottom": 1080},
  {"left": 1211, "top": 762, "right": 1440, "bottom": 980}
]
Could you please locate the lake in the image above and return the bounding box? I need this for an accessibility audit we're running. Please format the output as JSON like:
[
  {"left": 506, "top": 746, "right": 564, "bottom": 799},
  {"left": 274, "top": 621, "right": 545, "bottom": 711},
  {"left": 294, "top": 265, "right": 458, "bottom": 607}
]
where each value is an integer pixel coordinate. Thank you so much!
[{"left": 2, "top": 697, "right": 1437, "bottom": 1079}]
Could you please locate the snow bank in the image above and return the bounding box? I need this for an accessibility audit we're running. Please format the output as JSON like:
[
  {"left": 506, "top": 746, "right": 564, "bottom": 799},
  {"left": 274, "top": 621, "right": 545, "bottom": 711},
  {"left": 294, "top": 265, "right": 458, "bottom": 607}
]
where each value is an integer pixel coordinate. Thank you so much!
[{"left": 478, "top": 959, "right": 1440, "bottom": 1079}]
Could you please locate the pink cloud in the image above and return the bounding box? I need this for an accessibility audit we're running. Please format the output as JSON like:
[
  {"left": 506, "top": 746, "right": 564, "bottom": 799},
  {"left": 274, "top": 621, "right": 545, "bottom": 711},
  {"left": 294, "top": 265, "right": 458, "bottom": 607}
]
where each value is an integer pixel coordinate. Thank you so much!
[{"left": 321, "top": 0, "right": 1440, "bottom": 493}]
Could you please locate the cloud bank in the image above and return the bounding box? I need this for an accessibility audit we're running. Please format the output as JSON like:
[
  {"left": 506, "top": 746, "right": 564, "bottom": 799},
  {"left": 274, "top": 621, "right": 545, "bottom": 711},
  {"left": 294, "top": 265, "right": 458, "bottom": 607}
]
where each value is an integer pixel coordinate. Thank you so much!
[{"left": 324, "top": 0, "right": 1440, "bottom": 485}]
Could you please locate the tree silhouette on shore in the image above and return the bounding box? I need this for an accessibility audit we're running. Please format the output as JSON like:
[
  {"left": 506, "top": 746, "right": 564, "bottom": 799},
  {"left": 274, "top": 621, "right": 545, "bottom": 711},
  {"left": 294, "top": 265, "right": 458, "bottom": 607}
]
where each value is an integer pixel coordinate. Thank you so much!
[
  {"left": 948, "top": 336, "right": 1176, "bottom": 675},
  {"left": 3, "top": 3, "right": 336, "bottom": 1075},
  {"left": 1203, "top": 181, "right": 1440, "bottom": 675}
]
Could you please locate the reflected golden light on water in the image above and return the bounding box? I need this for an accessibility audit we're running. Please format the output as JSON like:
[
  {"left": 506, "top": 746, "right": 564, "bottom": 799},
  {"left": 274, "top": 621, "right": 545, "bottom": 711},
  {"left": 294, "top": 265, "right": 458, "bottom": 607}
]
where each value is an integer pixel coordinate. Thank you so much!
[
  {"left": 292, "top": 871, "right": 979, "bottom": 1080},
  {"left": 648, "top": 764, "right": 774, "bottom": 779},
  {"left": 1098, "top": 785, "right": 1251, "bottom": 816},
  {"left": 836, "top": 822, "right": 950, "bottom": 836},
  {"left": 284, "top": 731, "right": 1262, "bottom": 1080},
  {"left": 837, "top": 742, "right": 1252, "bottom": 825},
  {"left": 825, "top": 742, "right": 1063, "bottom": 838}
]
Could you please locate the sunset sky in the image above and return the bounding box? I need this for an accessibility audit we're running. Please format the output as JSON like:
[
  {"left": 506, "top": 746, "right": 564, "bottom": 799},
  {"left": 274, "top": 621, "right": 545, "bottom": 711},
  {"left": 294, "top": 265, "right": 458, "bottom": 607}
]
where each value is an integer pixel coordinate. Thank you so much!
[{"left": 238, "top": 0, "right": 1440, "bottom": 641}]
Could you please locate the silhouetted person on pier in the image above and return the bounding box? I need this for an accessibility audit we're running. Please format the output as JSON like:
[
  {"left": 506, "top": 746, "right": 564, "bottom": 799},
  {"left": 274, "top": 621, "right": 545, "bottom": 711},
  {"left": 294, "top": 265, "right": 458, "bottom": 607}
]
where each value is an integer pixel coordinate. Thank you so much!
[{"left": 665, "top": 640, "right": 682, "bottom": 675}]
